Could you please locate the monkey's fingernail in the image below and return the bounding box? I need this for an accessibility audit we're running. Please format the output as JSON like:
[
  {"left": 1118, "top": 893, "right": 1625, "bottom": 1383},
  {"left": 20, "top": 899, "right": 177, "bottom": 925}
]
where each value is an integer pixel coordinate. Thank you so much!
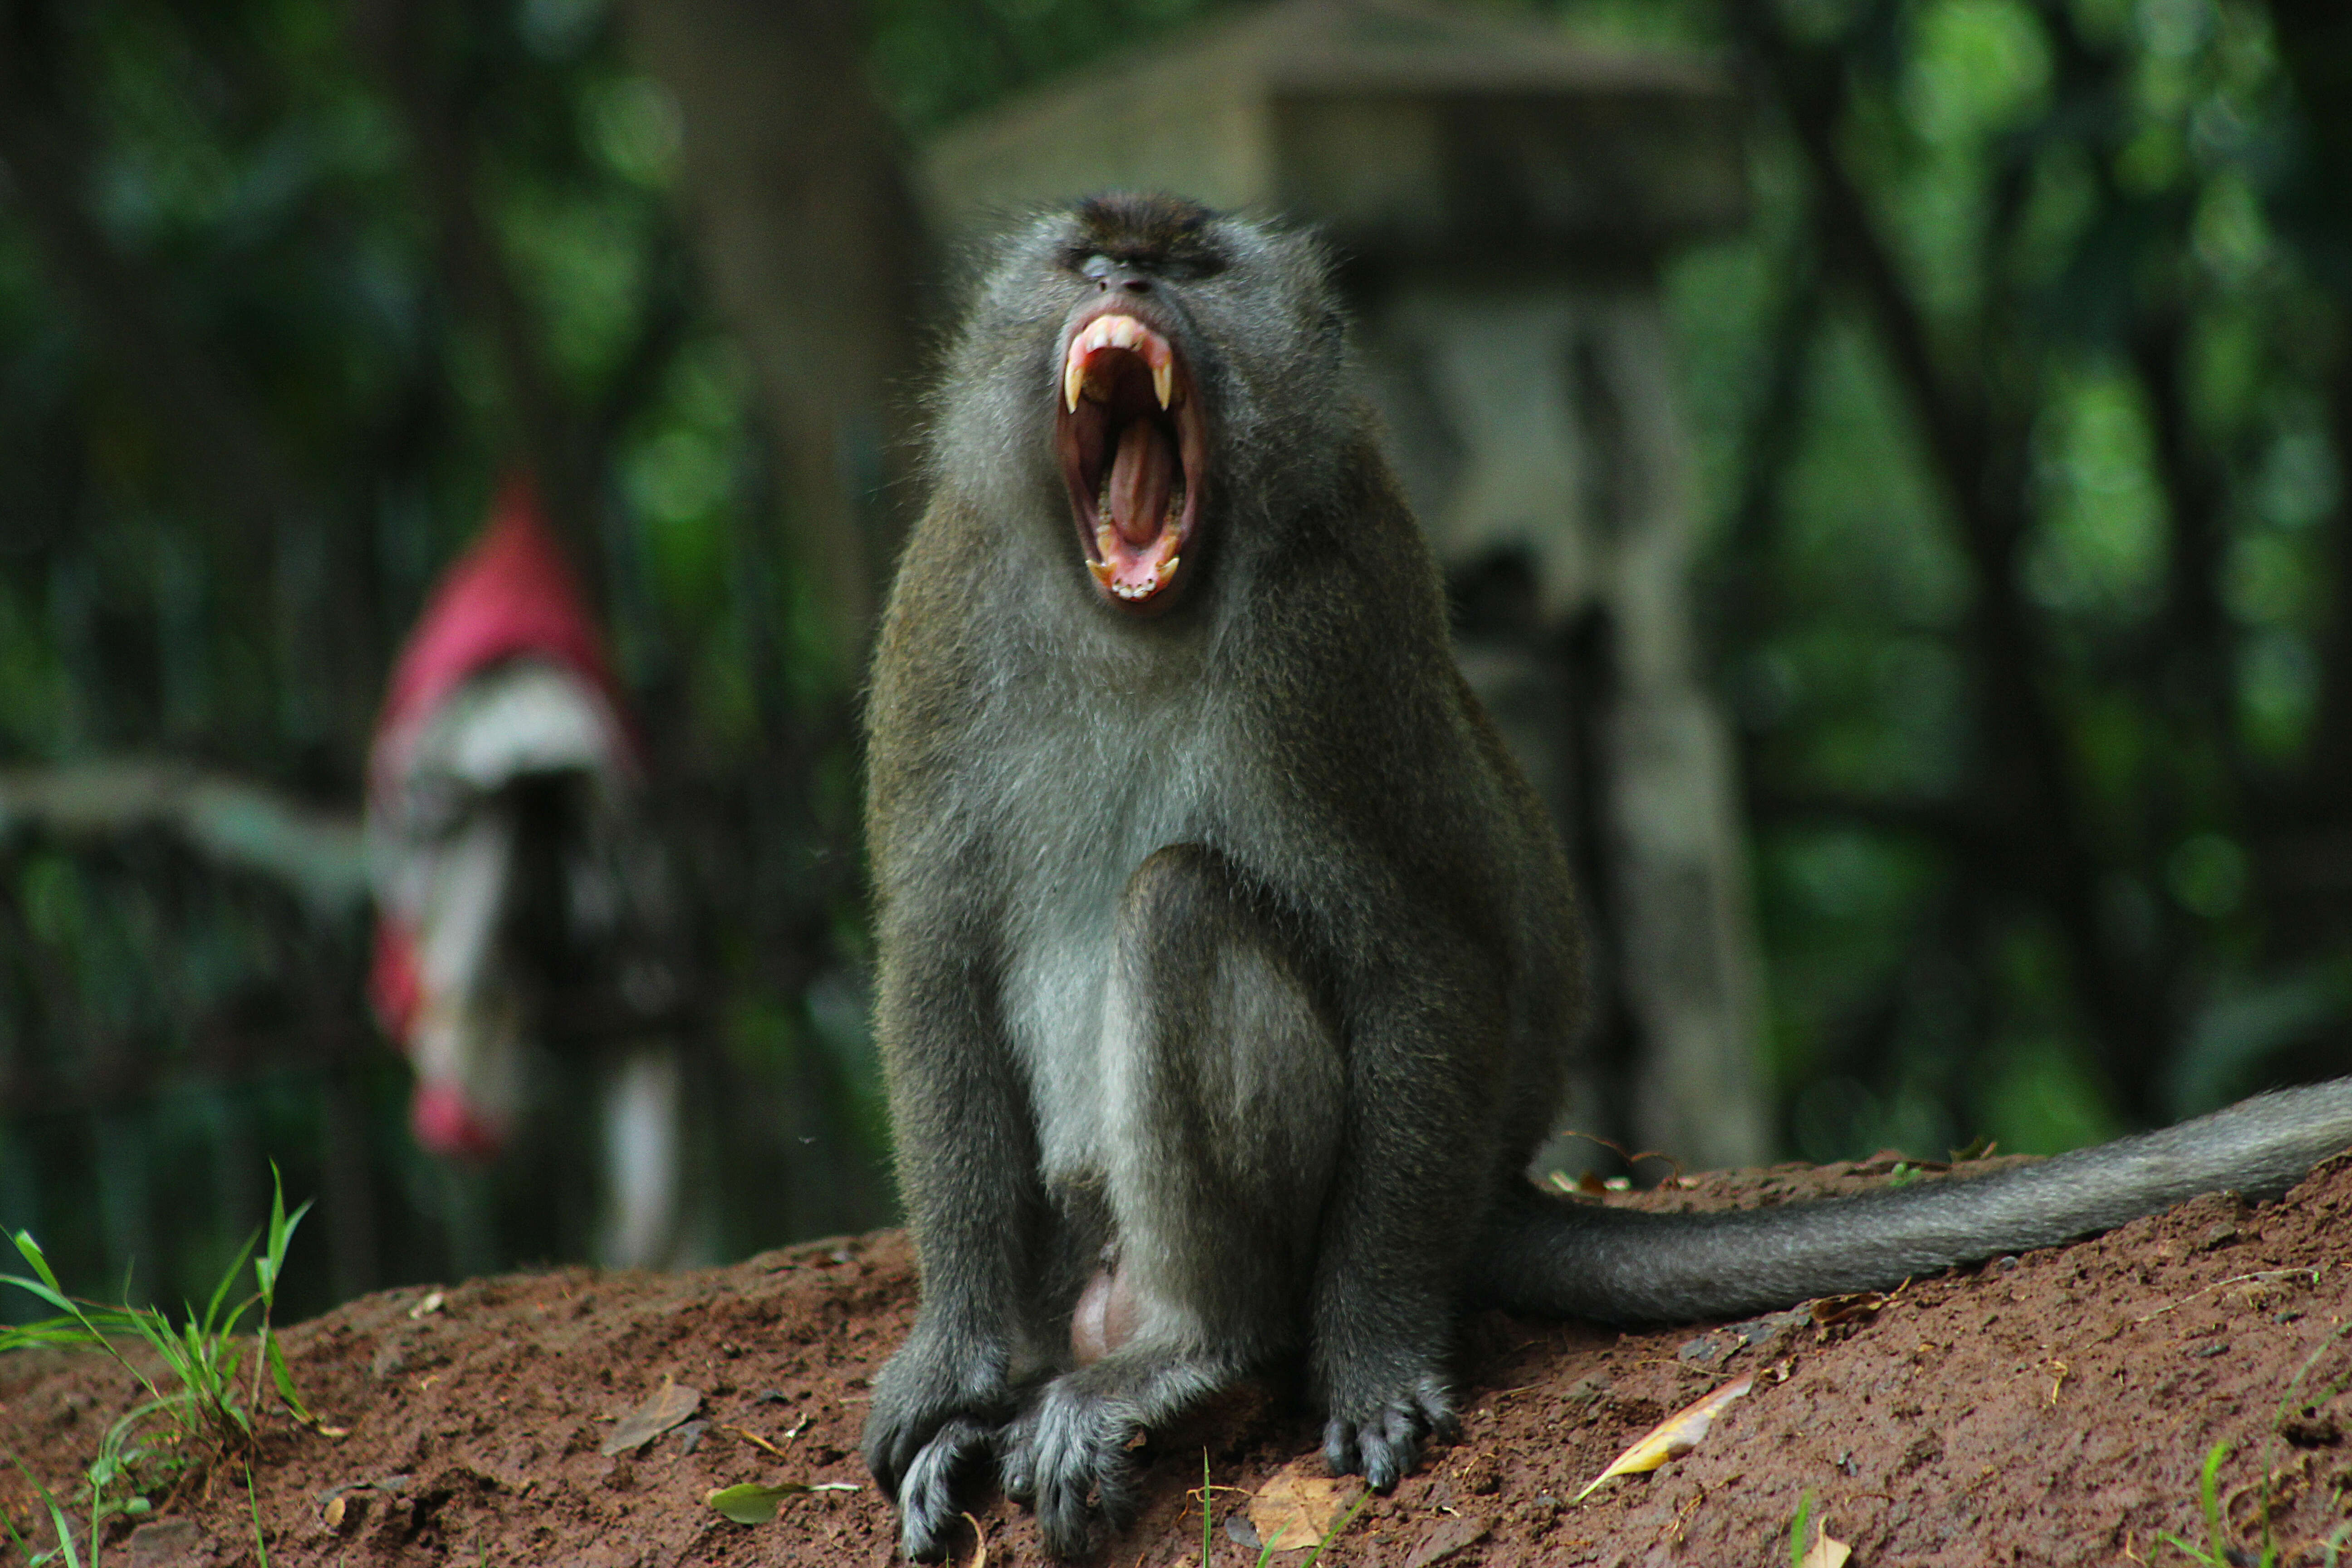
[{"left": 1152, "top": 360, "right": 1172, "bottom": 409}]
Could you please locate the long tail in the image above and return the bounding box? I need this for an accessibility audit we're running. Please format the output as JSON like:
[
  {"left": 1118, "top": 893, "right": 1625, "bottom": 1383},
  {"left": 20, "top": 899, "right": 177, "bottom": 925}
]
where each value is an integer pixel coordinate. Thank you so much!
[{"left": 1470, "top": 1079, "right": 2352, "bottom": 1324}]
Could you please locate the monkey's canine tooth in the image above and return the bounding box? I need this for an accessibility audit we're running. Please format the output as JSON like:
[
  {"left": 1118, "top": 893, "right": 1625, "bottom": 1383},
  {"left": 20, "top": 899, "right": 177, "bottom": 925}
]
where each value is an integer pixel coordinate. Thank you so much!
[
  {"left": 1152, "top": 361, "right": 1172, "bottom": 409},
  {"left": 1064, "top": 351, "right": 1086, "bottom": 413}
]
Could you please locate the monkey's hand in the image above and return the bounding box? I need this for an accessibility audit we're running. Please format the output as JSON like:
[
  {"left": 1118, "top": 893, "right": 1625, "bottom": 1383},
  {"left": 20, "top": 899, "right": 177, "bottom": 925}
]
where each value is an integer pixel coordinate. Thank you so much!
[
  {"left": 1315, "top": 1312, "right": 1461, "bottom": 1492},
  {"left": 861, "top": 1326, "right": 1011, "bottom": 1560}
]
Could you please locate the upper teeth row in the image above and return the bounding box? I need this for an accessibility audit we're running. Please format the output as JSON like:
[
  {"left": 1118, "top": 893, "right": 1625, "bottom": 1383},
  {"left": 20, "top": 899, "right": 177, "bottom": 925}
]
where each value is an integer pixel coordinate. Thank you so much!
[{"left": 1063, "top": 314, "right": 1176, "bottom": 413}]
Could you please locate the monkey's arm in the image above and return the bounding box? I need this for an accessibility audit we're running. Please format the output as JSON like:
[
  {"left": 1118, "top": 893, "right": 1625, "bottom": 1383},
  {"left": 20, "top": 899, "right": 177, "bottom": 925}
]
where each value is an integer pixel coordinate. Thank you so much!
[
  {"left": 1472, "top": 1078, "right": 2352, "bottom": 1324},
  {"left": 861, "top": 891, "right": 1043, "bottom": 1558}
]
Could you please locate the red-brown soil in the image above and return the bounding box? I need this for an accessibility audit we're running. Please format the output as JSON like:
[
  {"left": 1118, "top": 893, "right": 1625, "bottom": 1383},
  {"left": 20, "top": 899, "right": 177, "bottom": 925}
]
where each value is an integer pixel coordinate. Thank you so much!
[{"left": 9, "top": 1153, "right": 2352, "bottom": 1568}]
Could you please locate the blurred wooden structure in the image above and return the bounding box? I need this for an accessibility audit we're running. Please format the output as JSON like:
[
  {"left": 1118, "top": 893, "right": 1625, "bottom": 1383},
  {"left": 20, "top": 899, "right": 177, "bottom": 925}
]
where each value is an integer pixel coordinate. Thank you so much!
[{"left": 922, "top": 0, "right": 1764, "bottom": 1170}]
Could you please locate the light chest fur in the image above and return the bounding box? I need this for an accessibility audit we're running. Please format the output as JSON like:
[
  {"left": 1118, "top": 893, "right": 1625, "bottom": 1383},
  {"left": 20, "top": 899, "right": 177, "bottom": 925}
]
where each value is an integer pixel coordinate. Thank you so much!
[{"left": 966, "top": 632, "right": 1258, "bottom": 1190}]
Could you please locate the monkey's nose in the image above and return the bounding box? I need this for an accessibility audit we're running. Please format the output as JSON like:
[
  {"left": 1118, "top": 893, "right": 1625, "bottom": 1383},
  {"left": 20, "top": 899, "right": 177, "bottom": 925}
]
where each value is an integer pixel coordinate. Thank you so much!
[{"left": 1100, "top": 265, "right": 1152, "bottom": 295}]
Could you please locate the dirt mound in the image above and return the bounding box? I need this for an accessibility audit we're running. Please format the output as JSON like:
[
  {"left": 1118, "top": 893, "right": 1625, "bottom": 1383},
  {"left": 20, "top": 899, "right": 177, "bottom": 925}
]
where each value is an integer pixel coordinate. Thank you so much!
[{"left": 9, "top": 1155, "right": 2352, "bottom": 1567}]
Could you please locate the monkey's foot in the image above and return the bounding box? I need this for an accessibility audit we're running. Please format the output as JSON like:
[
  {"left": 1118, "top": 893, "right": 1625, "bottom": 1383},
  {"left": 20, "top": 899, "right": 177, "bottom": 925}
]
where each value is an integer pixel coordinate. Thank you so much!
[
  {"left": 862, "top": 1336, "right": 1012, "bottom": 1559},
  {"left": 889, "top": 1416, "right": 995, "bottom": 1560},
  {"left": 1322, "top": 1374, "right": 1458, "bottom": 1491},
  {"left": 998, "top": 1379, "right": 1147, "bottom": 1559}
]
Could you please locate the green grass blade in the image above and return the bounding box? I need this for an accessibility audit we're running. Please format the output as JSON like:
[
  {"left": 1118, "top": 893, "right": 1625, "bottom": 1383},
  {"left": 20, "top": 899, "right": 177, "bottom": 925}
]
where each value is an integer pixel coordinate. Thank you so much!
[
  {"left": 1790, "top": 1490, "right": 1817, "bottom": 1568},
  {"left": 44, "top": 1492, "right": 82, "bottom": 1568},
  {"left": 0, "top": 1316, "right": 107, "bottom": 1352},
  {"left": 1202, "top": 1451, "right": 1212, "bottom": 1568},
  {"left": 245, "top": 1466, "right": 268, "bottom": 1568},
  {"left": 0, "top": 1492, "right": 43, "bottom": 1566},
  {"left": 12, "top": 1231, "right": 69, "bottom": 1296},
  {"left": 1294, "top": 1487, "right": 1371, "bottom": 1568},
  {"left": 6, "top": 1460, "right": 83, "bottom": 1568},
  {"left": 2200, "top": 1441, "right": 2231, "bottom": 1567},
  {"left": 265, "top": 1336, "right": 316, "bottom": 1426},
  {"left": 203, "top": 1228, "right": 262, "bottom": 1338},
  {"left": 257, "top": 1172, "right": 310, "bottom": 1308},
  {"left": 6, "top": 1237, "right": 163, "bottom": 1403}
]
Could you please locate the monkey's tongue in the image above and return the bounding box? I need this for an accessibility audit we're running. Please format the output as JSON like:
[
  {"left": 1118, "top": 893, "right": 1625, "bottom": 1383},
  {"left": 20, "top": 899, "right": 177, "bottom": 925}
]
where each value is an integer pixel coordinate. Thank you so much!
[{"left": 1106, "top": 419, "right": 1176, "bottom": 549}]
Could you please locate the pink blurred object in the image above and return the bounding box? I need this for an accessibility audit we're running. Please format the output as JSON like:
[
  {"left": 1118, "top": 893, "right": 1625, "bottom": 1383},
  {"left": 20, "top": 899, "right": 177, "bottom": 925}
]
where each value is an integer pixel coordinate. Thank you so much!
[
  {"left": 368, "top": 475, "right": 635, "bottom": 1161},
  {"left": 372, "top": 474, "right": 627, "bottom": 790},
  {"left": 408, "top": 1079, "right": 506, "bottom": 1162}
]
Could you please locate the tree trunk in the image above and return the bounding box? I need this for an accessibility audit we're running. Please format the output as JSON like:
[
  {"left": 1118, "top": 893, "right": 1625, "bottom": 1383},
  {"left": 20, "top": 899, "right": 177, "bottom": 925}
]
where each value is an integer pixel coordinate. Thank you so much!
[{"left": 622, "top": 0, "right": 932, "bottom": 674}]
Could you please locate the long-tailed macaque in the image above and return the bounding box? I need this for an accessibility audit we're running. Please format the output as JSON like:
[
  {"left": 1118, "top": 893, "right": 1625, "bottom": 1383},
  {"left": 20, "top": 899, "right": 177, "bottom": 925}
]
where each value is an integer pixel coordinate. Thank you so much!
[{"left": 859, "top": 193, "right": 2352, "bottom": 1560}]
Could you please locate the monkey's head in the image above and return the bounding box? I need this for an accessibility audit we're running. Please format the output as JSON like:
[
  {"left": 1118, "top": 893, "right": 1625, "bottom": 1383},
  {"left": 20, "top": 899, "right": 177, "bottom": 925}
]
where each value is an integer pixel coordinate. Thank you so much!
[{"left": 935, "top": 193, "right": 1352, "bottom": 616}]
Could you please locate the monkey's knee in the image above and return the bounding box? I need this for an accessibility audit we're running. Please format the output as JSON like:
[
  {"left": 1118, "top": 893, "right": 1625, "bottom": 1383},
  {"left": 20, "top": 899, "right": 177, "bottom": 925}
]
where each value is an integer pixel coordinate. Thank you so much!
[
  {"left": 1114, "top": 843, "right": 1252, "bottom": 975},
  {"left": 1105, "top": 844, "right": 1342, "bottom": 1310},
  {"left": 1114, "top": 843, "right": 1336, "bottom": 1117}
]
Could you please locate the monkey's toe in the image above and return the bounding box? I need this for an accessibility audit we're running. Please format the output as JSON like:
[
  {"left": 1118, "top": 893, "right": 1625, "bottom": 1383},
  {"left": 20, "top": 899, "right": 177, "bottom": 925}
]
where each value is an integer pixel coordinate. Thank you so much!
[{"left": 996, "top": 1404, "right": 1041, "bottom": 1504}]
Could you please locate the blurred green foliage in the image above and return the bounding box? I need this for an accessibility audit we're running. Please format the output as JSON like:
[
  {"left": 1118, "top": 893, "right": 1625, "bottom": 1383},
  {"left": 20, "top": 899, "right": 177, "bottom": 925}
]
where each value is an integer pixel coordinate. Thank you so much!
[{"left": 1666, "top": 0, "right": 2352, "bottom": 1158}]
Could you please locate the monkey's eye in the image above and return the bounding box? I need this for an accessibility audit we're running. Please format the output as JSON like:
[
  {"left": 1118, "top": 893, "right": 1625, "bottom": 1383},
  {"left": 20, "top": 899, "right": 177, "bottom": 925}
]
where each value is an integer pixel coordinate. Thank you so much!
[{"left": 1070, "top": 250, "right": 1221, "bottom": 285}]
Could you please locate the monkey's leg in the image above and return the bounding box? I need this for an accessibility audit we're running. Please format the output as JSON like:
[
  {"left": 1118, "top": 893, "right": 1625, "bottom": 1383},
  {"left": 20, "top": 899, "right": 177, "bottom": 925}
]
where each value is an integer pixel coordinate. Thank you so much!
[
  {"left": 1005, "top": 844, "right": 1344, "bottom": 1558},
  {"left": 862, "top": 920, "right": 1052, "bottom": 1561},
  {"left": 1309, "top": 939, "right": 1508, "bottom": 1490}
]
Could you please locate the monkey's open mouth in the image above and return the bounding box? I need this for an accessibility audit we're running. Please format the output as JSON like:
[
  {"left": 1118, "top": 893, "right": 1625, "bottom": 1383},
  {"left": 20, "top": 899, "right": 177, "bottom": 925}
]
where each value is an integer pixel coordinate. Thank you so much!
[{"left": 1057, "top": 309, "right": 1206, "bottom": 609}]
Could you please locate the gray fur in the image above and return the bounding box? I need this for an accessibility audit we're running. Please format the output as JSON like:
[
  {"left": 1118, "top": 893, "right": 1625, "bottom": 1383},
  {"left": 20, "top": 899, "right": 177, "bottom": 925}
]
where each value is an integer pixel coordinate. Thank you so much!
[
  {"left": 1478, "top": 1079, "right": 2352, "bottom": 1323},
  {"left": 858, "top": 195, "right": 2352, "bottom": 1561}
]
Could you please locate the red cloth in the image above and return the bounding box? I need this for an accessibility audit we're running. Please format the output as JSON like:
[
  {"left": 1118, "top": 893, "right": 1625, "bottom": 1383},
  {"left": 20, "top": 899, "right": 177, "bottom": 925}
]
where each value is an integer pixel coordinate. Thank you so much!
[
  {"left": 371, "top": 474, "right": 622, "bottom": 787},
  {"left": 367, "top": 475, "right": 623, "bottom": 1157}
]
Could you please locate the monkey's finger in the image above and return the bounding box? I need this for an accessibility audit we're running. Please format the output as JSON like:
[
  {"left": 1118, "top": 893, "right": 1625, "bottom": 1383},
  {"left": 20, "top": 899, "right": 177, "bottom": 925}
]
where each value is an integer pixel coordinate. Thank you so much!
[
  {"left": 996, "top": 1407, "right": 1040, "bottom": 1504},
  {"left": 1357, "top": 1424, "right": 1420, "bottom": 1493},
  {"left": 1321, "top": 1417, "right": 1362, "bottom": 1479},
  {"left": 1424, "top": 1389, "right": 1462, "bottom": 1446},
  {"left": 1324, "top": 1376, "right": 1456, "bottom": 1491}
]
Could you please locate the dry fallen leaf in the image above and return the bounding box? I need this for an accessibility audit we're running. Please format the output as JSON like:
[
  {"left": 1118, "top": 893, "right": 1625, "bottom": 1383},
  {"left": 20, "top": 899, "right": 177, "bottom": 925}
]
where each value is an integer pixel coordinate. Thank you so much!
[
  {"left": 959, "top": 1510, "right": 988, "bottom": 1568},
  {"left": 406, "top": 1289, "right": 444, "bottom": 1320},
  {"left": 1797, "top": 1522, "right": 1852, "bottom": 1568},
  {"left": 721, "top": 1423, "right": 789, "bottom": 1458},
  {"left": 1573, "top": 1372, "right": 1755, "bottom": 1501},
  {"left": 1812, "top": 1290, "right": 1891, "bottom": 1327},
  {"left": 1246, "top": 1461, "right": 1356, "bottom": 1550},
  {"left": 601, "top": 1375, "right": 703, "bottom": 1455}
]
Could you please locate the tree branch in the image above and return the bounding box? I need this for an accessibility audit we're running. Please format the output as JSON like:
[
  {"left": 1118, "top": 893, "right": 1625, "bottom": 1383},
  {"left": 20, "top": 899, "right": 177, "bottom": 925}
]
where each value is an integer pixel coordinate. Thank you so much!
[{"left": 0, "top": 760, "right": 367, "bottom": 911}]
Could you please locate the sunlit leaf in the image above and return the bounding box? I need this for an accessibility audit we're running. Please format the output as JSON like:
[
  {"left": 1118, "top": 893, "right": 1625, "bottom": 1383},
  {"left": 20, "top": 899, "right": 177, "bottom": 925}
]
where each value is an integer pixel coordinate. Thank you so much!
[
  {"left": 1575, "top": 1372, "right": 1754, "bottom": 1501},
  {"left": 703, "top": 1479, "right": 856, "bottom": 1524},
  {"left": 1246, "top": 1462, "right": 1356, "bottom": 1551}
]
